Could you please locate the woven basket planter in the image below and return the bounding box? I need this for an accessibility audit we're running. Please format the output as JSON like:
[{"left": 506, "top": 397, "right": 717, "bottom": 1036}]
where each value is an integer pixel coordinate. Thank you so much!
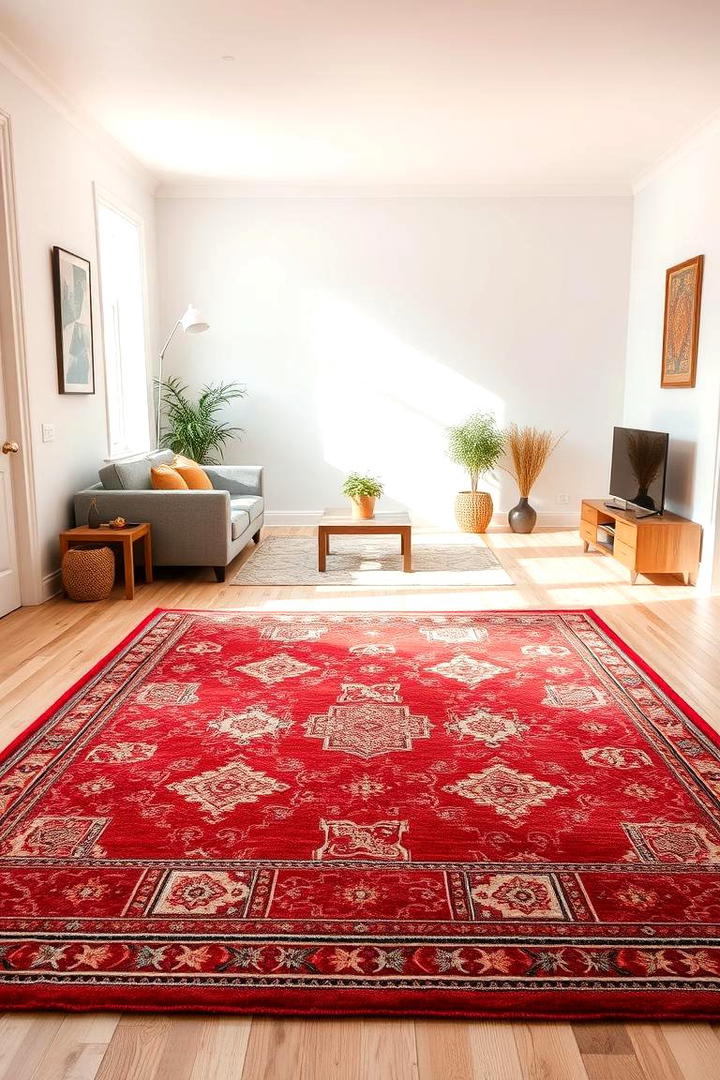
[
  {"left": 61, "top": 546, "right": 115, "bottom": 602},
  {"left": 454, "top": 491, "right": 494, "bottom": 533}
]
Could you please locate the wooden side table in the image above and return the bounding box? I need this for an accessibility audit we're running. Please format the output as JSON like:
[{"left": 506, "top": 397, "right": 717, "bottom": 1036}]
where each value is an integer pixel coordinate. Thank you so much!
[{"left": 59, "top": 523, "right": 153, "bottom": 600}]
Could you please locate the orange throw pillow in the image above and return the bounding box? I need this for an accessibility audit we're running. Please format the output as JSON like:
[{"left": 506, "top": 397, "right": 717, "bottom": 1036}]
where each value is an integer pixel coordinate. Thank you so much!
[
  {"left": 150, "top": 465, "right": 189, "bottom": 490},
  {"left": 173, "top": 456, "right": 213, "bottom": 490}
]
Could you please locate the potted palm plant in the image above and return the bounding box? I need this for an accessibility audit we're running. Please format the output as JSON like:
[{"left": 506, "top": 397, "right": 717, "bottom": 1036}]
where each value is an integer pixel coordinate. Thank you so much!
[
  {"left": 342, "top": 473, "right": 384, "bottom": 520},
  {"left": 448, "top": 412, "right": 505, "bottom": 533},
  {"left": 157, "top": 376, "right": 246, "bottom": 463},
  {"left": 504, "top": 424, "right": 564, "bottom": 533}
]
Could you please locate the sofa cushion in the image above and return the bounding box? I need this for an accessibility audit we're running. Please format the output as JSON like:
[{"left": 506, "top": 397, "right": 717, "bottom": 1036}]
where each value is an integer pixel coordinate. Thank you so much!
[
  {"left": 99, "top": 450, "right": 175, "bottom": 491},
  {"left": 174, "top": 456, "right": 213, "bottom": 490},
  {"left": 231, "top": 507, "right": 251, "bottom": 540},
  {"left": 230, "top": 496, "right": 264, "bottom": 525},
  {"left": 151, "top": 465, "right": 189, "bottom": 490}
]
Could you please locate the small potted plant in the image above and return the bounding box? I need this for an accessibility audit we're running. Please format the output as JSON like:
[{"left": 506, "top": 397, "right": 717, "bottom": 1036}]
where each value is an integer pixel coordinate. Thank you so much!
[
  {"left": 504, "top": 424, "right": 564, "bottom": 533},
  {"left": 447, "top": 412, "right": 504, "bottom": 533},
  {"left": 342, "top": 472, "right": 384, "bottom": 520}
]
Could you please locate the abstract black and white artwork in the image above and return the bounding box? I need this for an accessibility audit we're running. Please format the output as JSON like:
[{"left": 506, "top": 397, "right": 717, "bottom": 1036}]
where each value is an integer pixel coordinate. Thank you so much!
[{"left": 52, "top": 246, "right": 95, "bottom": 394}]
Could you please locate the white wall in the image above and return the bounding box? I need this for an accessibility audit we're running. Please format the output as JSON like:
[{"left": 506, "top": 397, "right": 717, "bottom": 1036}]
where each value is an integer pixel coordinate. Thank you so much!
[
  {"left": 0, "top": 59, "right": 157, "bottom": 596},
  {"left": 624, "top": 125, "right": 720, "bottom": 589},
  {"left": 156, "top": 196, "right": 632, "bottom": 525}
]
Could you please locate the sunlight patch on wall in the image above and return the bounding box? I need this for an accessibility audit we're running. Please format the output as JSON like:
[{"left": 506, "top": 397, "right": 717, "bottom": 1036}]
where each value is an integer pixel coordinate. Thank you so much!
[{"left": 309, "top": 294, "right": 506, "bottom": 523}]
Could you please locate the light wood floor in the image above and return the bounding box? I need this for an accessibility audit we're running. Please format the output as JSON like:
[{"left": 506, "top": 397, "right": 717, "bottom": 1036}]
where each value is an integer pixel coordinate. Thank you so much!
[{"left": 1, "top": 527, "right": 719, "bottom": 1080}]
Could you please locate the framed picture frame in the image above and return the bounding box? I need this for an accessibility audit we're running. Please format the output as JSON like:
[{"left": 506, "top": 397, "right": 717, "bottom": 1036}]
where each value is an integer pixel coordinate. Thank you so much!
[
  {"left": 661, "top": 254, "right": 703, "bottom": 389},
  {"left": 51, "top": 245, "right": 95, "bottom": 394}
]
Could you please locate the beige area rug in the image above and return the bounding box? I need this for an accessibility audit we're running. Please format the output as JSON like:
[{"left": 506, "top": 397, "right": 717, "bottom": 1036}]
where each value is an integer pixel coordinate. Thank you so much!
[{"left": 231, "top": 533, "right": 514, "bottom": 587}]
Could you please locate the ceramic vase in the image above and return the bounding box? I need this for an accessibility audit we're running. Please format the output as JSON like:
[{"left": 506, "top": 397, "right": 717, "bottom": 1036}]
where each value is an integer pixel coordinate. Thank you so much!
[
  {"left": 87, "top": 498, "right": 101, "bottom": 529},
  {"left": 508, "top": 497, "right": 537, "bottom": 533}
]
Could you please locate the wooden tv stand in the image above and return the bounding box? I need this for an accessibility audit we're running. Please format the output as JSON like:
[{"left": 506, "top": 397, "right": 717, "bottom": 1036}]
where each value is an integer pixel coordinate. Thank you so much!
[{"left": 580, "top": 499, "right": 702, "bottom": 585}]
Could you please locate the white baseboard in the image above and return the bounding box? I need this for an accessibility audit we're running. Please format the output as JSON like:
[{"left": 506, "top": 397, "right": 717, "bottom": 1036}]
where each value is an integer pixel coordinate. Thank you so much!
[
  {"left": 264, "top": 510, "right": 580, "bottom": 529},
  {"left": 264, "top": 511, "right": 325, "bottom": 526},
  {"left": 523, "top": 511, "right": 580, "bottom": 529},
  {"left": 41, "top": 569, "right": 62, "bottom": 602}
]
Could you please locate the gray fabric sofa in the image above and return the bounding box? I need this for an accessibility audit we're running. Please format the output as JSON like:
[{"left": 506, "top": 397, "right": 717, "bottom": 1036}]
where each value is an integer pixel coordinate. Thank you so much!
[{"left": 74, "top": 450, "right": 264, "bottom": 581}]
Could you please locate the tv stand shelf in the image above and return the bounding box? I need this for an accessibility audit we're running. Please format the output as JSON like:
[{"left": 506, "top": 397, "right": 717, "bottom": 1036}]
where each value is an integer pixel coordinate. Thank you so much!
[{"left": 580, "top": 499, "right": 702, "bottom": 585}]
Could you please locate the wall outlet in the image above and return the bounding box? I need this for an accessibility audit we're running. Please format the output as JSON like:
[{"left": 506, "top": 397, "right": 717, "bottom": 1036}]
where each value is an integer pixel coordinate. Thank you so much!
[
  {"left": 556, "top": 492, "right": 570, "bottom": 504},
  {"left": 41, "top": 423, "right": 55, "bottom": 443}
]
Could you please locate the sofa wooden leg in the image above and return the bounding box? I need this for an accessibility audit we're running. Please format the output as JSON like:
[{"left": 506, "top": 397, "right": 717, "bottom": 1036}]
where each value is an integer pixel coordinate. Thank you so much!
[
  {"left": 213, "top": 566, "right": 226, "bottom": 583},
  {"left": 252, "top": 529, "right": 261, "bottom": 544}
]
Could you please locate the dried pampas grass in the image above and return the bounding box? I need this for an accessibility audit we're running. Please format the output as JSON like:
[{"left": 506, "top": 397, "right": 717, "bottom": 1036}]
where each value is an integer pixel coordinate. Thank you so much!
[{"left": 505, "top": 425, "right": 564, "bottom": 497}]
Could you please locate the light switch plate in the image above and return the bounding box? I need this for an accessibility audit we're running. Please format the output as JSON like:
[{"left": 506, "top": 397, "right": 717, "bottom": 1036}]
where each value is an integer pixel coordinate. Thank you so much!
[{"left": 41, "top": 423, "right": 55, "bottom": 443}]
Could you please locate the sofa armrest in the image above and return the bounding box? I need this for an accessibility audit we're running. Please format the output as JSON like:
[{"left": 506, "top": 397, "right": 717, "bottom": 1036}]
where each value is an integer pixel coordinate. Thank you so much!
[
  {"left": 204, "top": 465, "right": 263, "bottom": 497},
  {"left": 73, "top": 488, "right": 232, "bottom": 566}
]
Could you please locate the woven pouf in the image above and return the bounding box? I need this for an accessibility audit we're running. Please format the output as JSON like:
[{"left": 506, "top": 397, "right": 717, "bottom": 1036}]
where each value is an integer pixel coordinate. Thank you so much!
[{"left": 61, "top": 546, "right": 115, "bottom": 602}]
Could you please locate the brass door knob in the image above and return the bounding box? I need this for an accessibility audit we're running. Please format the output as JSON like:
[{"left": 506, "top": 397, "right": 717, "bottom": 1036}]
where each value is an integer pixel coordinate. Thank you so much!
[{"left": 1, "top": 441, "right": 19, "bottom": 454}]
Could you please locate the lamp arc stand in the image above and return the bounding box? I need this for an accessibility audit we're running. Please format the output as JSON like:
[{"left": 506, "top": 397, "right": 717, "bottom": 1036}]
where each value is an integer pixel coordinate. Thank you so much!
[{"left": 155, "top": 305, "right": 209, "bottom": 450}]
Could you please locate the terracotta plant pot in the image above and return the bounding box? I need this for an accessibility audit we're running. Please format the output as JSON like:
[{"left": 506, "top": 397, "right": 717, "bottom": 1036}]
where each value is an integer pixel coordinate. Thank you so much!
[
  {"left": 351, "top": 496, "right": 376, "bottom": 520},
  {"left": 455, "top": 491, "right": 493, "bottom": 533}
]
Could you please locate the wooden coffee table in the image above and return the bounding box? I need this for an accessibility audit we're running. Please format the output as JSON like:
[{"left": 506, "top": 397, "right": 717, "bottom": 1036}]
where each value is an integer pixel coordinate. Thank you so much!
[
  {"left": 59, "top": 523, "right": 153, "bottom": 600},
  {"left": 317, "top": 509, "right": 412, "bottom": 572}
]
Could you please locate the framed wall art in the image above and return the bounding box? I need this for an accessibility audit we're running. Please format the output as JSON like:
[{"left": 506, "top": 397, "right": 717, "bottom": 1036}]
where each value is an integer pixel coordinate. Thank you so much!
[
  {"left": 51, "top": 245, "right": 95, "bottom": 394},
  {"left": 661, "top": 254, "right": 703, "bottom": 389}
]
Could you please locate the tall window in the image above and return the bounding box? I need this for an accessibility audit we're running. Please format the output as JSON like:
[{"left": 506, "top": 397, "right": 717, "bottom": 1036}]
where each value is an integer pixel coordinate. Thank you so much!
[{"left": 96, "top": 194, "right": 151, "bottom": 458}]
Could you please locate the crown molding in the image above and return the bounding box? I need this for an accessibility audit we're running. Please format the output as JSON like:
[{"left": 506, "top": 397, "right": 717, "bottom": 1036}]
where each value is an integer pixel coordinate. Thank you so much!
[
  {"left": 0, "top": 32, "right": 158, "bottom": 193},
  {"left": 633, "top": 107, "right": 720, "bottom": 194},
  {"left": 155, "top": 179, "right": 631, "bottom": 200}
]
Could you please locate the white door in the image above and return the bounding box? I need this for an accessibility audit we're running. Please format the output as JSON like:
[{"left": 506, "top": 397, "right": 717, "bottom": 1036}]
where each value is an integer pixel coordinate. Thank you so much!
[{"left": 0, "top": 350, "right": 20, "bottom": 617}]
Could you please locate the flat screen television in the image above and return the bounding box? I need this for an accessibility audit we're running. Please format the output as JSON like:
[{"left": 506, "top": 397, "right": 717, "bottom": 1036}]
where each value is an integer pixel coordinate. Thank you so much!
[{"left": 608, "top": 426, "right": 669, "bottom": 515}]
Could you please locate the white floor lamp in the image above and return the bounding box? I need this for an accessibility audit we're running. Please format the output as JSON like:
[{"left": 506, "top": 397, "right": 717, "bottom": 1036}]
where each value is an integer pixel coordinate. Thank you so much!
[{"left": 156, "top": 304, "right": 210, "bottom": 448}]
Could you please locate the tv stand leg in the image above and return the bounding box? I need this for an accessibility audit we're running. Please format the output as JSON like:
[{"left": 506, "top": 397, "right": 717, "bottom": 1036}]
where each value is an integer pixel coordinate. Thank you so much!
[
  {"left": 630, "top": 570, "right": 638, "bottom": 585},
  {"left": 582, "top": 540, "right": 589, "bottom": 553}
]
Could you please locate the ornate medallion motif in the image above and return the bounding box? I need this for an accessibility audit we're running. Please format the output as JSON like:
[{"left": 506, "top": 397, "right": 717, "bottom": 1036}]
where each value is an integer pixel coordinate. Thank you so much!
[
  {"left": 86, "top": 742, "right": 157, "bottom": 764},
  {"left": 342, "top": 775, "right": 389, "bottom": 800},
  {"left": 582, "top": 747, "right": 653, "bottom": 769},
  {"left": 305, "top": 704, "right": 431, "bottom": 758},
  {"left": 446, "top": 708, "right": 528, "bottom": 748},
  {"left": 1, "top": 816, "right": 108, "bottom": 858},
  {"left": 542, "top": 684, "right": 607, "bottom": 708},
  {"left": 338, "top": 683, "right": 401, "bottom": 703},
  {"left": 521, "top": 644, "right": 571, "bottom": 658},
  {"left": 260, "top": 625, "right": 328, "bottom": 642},
  {"left": 135, "top": 683, "right": 200, "bottom": 707},
  {"left": 314, "top": 819, "right": 410, "bottom": 861},
  {"left": 176, "top": 641, "right": 222, "bottom": 654},
  {"left": 625, "top": 822, "right": 720, "bottom": 863},
  {"left": 444, "top": 764, "right": 568, "bottom": 819},
  {"left": 153, "top": 870, "right": 251, "bottom": 915},
  {"left": 469, "top": 873, "right": 565, "bottom": 919},
  {"left": 420, "top": 626, "right": 489, "bottom": 644},
  {"left": 237, "top": 653, "right": 318, "bottom": 685},
  {"left": 428, "top": 654, "right": 507, "bottom": 686},
  {"left": 209, "top": 707, "right": 291, "bottom": 745},
  {"left": 169, "top": 761, "right": 290, "bottom": 820},
  {"left": 349, "top": 643, "right": 396, "bottom": 656}
]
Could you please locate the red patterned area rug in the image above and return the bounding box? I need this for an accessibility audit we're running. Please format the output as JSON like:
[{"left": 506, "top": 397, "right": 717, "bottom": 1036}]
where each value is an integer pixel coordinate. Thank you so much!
[{"left": 2, "top": 608, "right": 720, "bottom": 1019}]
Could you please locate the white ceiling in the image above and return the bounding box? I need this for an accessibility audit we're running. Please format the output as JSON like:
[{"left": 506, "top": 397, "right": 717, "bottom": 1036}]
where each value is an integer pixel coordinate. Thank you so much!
[{"left": 1, "top": 0, "right": 720, "bottom": 193}]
